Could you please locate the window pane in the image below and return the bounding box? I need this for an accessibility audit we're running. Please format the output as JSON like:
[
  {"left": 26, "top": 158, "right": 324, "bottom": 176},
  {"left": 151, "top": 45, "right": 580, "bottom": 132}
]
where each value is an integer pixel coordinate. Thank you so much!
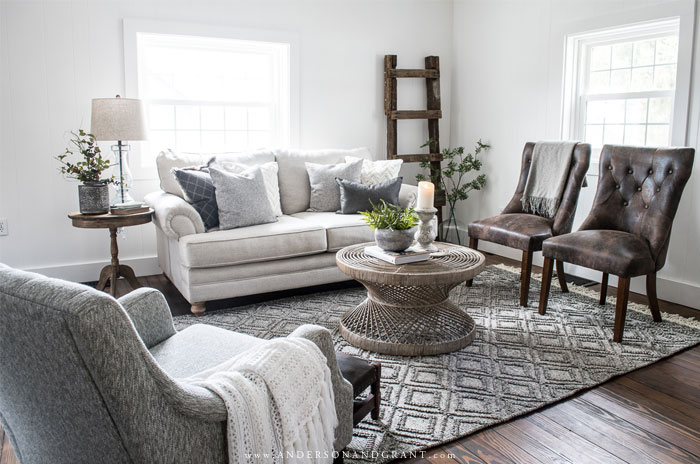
[
  {"left": 177, "top": 131, "right": 201, "bottom": 152},
  {"left": 646, "top": 125, "right": 670, "bottom": 146},
  {"left": 586, "top": 100, "right": 606, "bottom": 124},
  {"left": 176, "top": 105, "right": 200, "bottom": 130},
  {"left": 224, "top": 131, "right": 247, "bottom": 151},
  {"left": 611, "top": 43, "right": 632, "bottom": 68},
  {"left": 648, "top": 97, "right": 672, "bottom": 123},
  {"left": 248, "top": 107, "right": 271, "bottom": 130},
  {"left": 148, "top": 130, "right": 176, "bottom": 153},
  {"left": 624, "top": 125, "right": 646, "bottom": 145},
  {"left": 590, "top": 45, "right": 611, "bottom": 71},
  {"left": 225, "top": 107, "right": 247, "bottom": 130},
  {"left": 606, "top": 100, "right": 625, "bottom": 124},
  {"left": 630, "top": 66, "right": 653, "bottom": 91},
  {"left": 589, "top": 71, "right": 610, "bottom": 93},
  {"left": 149, "top": 104, "right": 175, "bottom": 130},
  {"left": 201, "top": 131, "right": 225, "bottom": 151},
  {"left": 633, "top": 40, "right": 655, "bottom": 66},
  {"left": 603, "top": 124, "right": 624, "bottom": 144},
  {"left": 584, "top": 124, "right": 603, "bottom": 147},
  {"left": 248, "top": 130, "right": 270, "bottom": 148},
  {"left": 625, "top": 99, "right": 647, "bottom": 124},
  {"left": 654, "top": 65, "right": 676, "bottom": 90},
  {"left": 201, "top": 106, "right": 225, "bottom": 130},
  {"left": 610, "top": 69, "right": 631, "bottom": 91},
  {"left": 655, "top": 36, "right": 678, "bottom": 64}
]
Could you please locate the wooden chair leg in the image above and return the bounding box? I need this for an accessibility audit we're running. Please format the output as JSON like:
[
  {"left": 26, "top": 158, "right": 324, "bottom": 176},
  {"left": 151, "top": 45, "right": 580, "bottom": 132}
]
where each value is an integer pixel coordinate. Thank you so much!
[
  {"left": 465, "top": 238, "right": 478, "bottom": 287},
  {"left": 370, "top": 362, "right": 381, "bottom": 420},
  {"left": 646, "top": 273, "right": 662, "bottom": 322},
  {"left": 600, "top": 272, "right": 609, "bottom": 305},
  {"left": 520, "top": 249, "right": 533, "bottom": 307},
  {"left": 538, "top": 257, "right": 554, "bottom": 315},
  {"left": 191, "top": 302, "right": 206, "bottom": 316},
  {"left": 613, "top": 277, "right": 630, "bottom": 343},
  {"left": 555, "top": 260, "right": 569, "bottom": 293}
]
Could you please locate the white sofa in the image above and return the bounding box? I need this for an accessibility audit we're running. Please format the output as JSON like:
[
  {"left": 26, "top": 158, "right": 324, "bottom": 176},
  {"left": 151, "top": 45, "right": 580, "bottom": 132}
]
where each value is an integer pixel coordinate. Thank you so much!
[{"left": 145, "top": 148, "right": 418, "bottom": 315}]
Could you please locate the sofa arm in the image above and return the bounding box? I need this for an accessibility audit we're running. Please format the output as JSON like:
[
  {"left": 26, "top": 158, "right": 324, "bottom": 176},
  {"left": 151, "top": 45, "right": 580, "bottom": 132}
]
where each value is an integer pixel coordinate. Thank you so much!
[
  {"left": 288, "top": 324, "right": 354, "bottom": 451},
  {"left": 144, "top": 191, "right": 205, "bottom": 240},
  {"left": 119, "top": 288, "right": 177, "bottom": 348},
  {"left": 399, "top": 183, "right": 418, "bottom": 209}
]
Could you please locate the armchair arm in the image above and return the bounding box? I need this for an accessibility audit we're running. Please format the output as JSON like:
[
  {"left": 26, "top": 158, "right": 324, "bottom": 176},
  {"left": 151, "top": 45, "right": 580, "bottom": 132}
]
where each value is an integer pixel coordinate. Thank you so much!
[
  {"left": 144, "top": 191, "right": 205, "bottom": 240},
  {"left": 288, "top": 324, "right": 354, "bottom": 451},
  {"left": 119, "top": 288, "right": 176, "bottom": 348},
  {"left": 399, "top": 183, "right": 418, "bottom": 209}
]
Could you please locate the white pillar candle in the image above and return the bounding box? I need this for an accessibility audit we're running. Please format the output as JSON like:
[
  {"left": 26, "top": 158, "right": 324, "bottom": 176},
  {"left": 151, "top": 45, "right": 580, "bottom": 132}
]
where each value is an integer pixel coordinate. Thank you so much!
[{"left": 417, "top": 181, "right": 435, "bottom": 209}]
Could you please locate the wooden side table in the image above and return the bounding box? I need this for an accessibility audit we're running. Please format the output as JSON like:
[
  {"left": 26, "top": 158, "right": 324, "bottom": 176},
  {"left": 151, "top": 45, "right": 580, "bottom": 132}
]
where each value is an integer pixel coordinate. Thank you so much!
[
  {"left": 336, "top": 242, "right": 485, "bottom": 356},
  {"left": 68, "top": 210, "right": 153, "bottom": 296}
]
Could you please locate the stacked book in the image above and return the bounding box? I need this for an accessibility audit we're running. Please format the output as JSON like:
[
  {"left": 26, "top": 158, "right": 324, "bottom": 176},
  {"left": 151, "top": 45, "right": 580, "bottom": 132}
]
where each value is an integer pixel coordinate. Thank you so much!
[
  {"left": 110, "top": 201, "right": 150, "bottom": 215},
  {"left": 364, "top": 245, "right": 430, "bottom": 264}
]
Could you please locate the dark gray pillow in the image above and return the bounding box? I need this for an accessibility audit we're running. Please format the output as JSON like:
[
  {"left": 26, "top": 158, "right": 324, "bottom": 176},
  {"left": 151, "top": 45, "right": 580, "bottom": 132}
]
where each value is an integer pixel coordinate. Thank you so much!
[
  {"left": 336, "top": 176, "right": 403, "bottom": 214},
  {"left": 209, "top": 166, "right": 277, "bottom": 230},
  {"left": 305, "top": 159, "right": 363, "bottom": 212},
  {"left": 173, "top": 168, "right": 219, "bottom": 230}
]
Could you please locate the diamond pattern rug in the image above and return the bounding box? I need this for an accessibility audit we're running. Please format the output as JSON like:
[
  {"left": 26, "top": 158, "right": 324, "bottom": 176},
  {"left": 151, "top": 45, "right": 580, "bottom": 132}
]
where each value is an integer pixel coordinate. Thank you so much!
[{"left": 173, "top": 265, "right": 700, "bottom": 463}]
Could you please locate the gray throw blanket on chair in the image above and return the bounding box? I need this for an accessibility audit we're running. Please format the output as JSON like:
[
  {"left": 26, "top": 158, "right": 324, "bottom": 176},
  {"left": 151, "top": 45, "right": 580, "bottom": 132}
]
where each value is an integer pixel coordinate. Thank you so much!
[{"left": 521, "top": 141, "right": 577, "bottom": 218}]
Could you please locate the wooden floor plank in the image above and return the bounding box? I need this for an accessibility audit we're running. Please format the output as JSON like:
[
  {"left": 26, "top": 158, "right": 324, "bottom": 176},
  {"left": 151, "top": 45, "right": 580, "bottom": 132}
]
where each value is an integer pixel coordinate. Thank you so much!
[
  {"left": 452, "top": 428, "right": 542, "bottom": 464},
  {"left": 488, "top": 421, "right": 573, "bottom": 464},
  {"left": 1, "top": 433, "right": 17, "bottom": 464},
  {"left": 626, "top": 360, "right": 700, "bottom": 409}
]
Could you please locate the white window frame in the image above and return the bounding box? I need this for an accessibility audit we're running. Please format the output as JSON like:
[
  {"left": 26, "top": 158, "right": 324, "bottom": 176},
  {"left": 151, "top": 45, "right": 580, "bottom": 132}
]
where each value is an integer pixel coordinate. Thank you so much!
[
  {"left": 558, "top": 1, "right": 694, "bottom": 173},
  {"left": 123, "top": 19, "right": 300, "bottom": 180}
]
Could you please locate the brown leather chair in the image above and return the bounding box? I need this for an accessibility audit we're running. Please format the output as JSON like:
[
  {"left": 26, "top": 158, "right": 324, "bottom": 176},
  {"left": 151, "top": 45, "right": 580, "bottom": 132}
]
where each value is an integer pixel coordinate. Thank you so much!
[
  {"left": 538, "top": 145, "right": 695, "bottom": 342},
  {"left": 467, "top": 142, "right": 591, "bottom": 306}
]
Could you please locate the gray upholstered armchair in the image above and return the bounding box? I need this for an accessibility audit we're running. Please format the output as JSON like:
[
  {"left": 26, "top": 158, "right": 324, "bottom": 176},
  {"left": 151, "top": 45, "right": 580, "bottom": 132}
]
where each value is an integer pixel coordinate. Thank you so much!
[{"left": 0, "top": 264, "right": 353, "bottom": 464}]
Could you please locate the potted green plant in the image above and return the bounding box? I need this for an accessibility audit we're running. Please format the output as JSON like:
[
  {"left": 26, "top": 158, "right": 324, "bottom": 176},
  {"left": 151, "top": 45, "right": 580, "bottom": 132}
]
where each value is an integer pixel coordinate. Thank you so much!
[
  {"left": 416, "top": 139, "right": 490, "bottom": 244},
  {"left": 56, "top": 129, "right": 120, "bottom": 214},
  {"left": 360, "top": 200, "right": 420, "bottom": 252}
]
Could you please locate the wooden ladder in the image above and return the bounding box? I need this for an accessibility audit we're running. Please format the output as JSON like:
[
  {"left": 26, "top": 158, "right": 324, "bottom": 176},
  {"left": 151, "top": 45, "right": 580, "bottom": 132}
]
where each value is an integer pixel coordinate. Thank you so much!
[{"left": 384, "top": 55, "right": 444, "bottom": 225}]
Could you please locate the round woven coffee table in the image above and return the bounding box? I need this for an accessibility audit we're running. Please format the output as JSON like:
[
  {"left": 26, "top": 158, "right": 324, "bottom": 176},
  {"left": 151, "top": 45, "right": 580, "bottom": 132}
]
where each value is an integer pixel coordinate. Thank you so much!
[{"left": 336, "top": 242, "right": 485, "bottom": 356}]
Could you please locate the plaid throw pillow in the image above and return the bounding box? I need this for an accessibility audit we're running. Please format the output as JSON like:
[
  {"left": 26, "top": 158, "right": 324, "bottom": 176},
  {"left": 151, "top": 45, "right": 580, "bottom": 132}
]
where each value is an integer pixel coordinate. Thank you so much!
[{"left": 173, "top": 168, "right": 219, "bottom": 229}]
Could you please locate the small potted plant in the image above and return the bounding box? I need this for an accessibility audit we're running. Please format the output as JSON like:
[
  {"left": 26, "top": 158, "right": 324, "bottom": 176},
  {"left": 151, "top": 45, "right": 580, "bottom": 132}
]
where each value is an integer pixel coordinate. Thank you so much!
[
  {"left": 360, "top": 200, "right": 420, "bottom": 252},
  {"left": 56, "top": 129, "right": 120, "bottom": 214}
]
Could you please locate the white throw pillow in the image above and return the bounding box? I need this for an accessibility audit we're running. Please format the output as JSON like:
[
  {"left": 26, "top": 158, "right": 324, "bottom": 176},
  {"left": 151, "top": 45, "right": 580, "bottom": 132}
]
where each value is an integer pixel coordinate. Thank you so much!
[
  {"left": 345, "top": 156, "right": 403, "bottom": 185},
  {"left": 213, "top": 160, "right": 283, "bottom": 217},
  {"left": 156, "top": 149, "right": 208, "bottom": 198}
]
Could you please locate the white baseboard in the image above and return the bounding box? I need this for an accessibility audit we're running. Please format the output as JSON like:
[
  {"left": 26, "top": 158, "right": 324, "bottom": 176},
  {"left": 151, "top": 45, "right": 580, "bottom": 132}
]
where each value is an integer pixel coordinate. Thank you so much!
[
  {"left": 24, "top": 256, "right": 161, "bottom": 283},
  {"left": 477, "top": 242, "right": 700, "bottom": 311}
]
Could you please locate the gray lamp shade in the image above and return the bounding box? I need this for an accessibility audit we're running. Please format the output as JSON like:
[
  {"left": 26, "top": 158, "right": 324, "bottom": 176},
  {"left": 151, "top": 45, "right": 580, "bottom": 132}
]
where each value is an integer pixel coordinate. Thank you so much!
[{"left": 90, "top": 96, "right": 147, "bottom": 141}]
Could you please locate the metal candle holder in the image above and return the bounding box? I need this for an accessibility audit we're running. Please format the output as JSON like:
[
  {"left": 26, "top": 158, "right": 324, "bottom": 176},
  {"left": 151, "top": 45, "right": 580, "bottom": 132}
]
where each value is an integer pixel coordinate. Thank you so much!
[{"left": 415, "top": 207, "right": 438, "bottom": 252}]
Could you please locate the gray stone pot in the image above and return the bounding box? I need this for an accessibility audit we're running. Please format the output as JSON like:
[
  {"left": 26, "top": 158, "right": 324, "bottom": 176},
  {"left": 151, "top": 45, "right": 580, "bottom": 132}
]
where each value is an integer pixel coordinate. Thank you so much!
[
  {"left": 375, "top": 226, "right": 418, "bottom": 252},
  {"left": 78, "top": 181, "right": 109, "bottom": 215}
]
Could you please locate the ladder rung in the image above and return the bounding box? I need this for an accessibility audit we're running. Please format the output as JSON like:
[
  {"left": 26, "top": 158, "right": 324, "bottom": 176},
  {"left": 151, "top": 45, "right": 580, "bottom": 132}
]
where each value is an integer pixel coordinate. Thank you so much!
[
  {"left": 387, "top": 69, "right": 440, "bottom": 78},
  {"left": 396, "top": 153, "right": 442, "bottom": 163},
  {"left": 390, "top": 110, "right": 442, "bottom": 120}
]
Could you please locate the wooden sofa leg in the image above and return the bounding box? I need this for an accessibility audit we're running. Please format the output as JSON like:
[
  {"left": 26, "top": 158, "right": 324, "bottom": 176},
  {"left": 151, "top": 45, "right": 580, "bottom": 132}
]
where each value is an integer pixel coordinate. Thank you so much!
[
  {"left": 520, "top": 250, "right": 533, "bottom": 307},
  {"left": 538, "top": 257, "right": 554, "bottom": 315},
  {"left": 370, "top": 362, "right": 381, "bottom": 420},
  {"left": 556, "top": 260, "right": 569, "bottom": 293},
  {"left": 600, "top": 272, "right": 609, "bottom": 305},
  {"left": 646, "top": 273, "right": 662, "bottom": 322},
  {"left": 465, "top": 238, "right": 478, "bottom": 287},
  {"left": 191, "top": 302, "right": 206, "bottom": 316},
  {"left": 613, "top": 277, "right": 630, "bottom": 343}
]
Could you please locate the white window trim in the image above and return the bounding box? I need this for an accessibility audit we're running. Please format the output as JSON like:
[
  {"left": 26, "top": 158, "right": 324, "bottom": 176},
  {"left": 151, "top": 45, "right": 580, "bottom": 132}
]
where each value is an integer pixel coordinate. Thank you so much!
[
  {"left": 552, "top": 0, "right": 694, "bottom": 174},
  {"left": 123, "top": 19, "right": 300, "bottom": 180}
]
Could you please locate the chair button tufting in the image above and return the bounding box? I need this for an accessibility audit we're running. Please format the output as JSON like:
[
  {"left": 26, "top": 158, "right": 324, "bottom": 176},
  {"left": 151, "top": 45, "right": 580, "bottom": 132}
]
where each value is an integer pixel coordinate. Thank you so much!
[
  {"left": 615, "top": 184, "right": 620, "bottom": 189},
  {"left": 644, "top": 204, "right": 649, "bottom": 209},
  {"left": 623, "top": 201, "right": 628, "bottom": 206},
  {"left": 628, "top": 169, "right": 633, "bottom": 174},
  {"left": 608, "top": 165, "right": 613, "bottom": 170},
  {"left": 668, "top": 169, "right": 673, "bottom": 174},
  {"left": 657, "top": 187, "right": 661, "bottom": 192},
  {"left": 637, "top": 187, "right": 642, "bottom": 192},
  {"left": 648, "top": 169, "right": 653, "bottom": 174}
]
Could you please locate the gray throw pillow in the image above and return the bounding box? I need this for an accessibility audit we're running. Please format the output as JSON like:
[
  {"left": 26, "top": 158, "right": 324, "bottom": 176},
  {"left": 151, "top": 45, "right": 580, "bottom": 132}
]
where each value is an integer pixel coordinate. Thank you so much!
[
  {"left": 305, "top": 159, "right": 363, "bottom": 212},
  {"left": 336, "top": 177, "right": 403, "bottom": 214},
  {"left": 209, "top": 166, "right": 277, "bottom": 230}
]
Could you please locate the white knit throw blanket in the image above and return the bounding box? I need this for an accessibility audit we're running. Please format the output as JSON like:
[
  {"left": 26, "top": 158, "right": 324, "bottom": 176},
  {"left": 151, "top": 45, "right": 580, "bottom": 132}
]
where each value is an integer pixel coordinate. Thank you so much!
[
  {"left": 521, "top": 141, "right": 577, "bottom": 218},
  {"left": 187, "top": 338, "right": 337, "bottom": 463}
]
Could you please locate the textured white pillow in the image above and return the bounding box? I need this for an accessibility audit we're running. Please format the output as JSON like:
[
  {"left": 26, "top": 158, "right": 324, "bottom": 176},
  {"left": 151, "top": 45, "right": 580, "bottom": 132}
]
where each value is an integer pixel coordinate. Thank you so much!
[
  {"left": 156, "top": 149, "right": 208, "bottom": 198},
  {"left": 345, "top": 156, "right": 403, "bottom": 185},
  {"left": 213, "top": 160, "right": 283, "bottom": 217}
]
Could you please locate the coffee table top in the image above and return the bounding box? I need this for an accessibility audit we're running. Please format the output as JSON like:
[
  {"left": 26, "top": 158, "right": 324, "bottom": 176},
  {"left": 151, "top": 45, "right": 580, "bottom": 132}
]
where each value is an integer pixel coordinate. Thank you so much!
[{"left": 336, "top": 242, "right": 485, "bottom": 286}]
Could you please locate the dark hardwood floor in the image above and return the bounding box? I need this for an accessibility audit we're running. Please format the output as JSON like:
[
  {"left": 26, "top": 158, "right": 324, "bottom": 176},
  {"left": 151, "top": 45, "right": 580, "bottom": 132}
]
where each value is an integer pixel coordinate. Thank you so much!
[{"left": 1, "top": 255, "right": 698, "bottom": 464}]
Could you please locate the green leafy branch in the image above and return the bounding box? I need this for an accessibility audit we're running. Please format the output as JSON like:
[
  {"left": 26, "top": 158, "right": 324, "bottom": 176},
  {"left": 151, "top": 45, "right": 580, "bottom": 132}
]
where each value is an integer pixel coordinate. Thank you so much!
[
  {"left": 56, "top": 129, "right": 121, "bottom": 185},
  {"left": 360, "top": 200, "right": 419, "bottom": 231}
]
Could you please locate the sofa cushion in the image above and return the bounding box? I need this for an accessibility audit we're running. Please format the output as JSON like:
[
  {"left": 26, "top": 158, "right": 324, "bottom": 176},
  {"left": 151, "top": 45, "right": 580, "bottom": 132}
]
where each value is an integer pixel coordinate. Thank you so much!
[
  {"left": 157, "top": 150, "right": 208, "bottom": 197},
  {"left": 178, "top": 215, "right": 327, "bottom": 268},
  {"left": 292, "top": 212, "right": 373, "bottom": 251},
  {"left": 212, "top": 160, "right": 283, "bottom": 216},
  {"left": 345, "top": 156, "right": 403, "bottom": 185},
  {"left": 336, "top": 177, "right": 402, "bottom": 214},
  {"left": 173, "top": 168, "right": 219, "bottom": 230},
  {"left": 150, "top": 324, "right": 264, "bottom": 378},
  {"left": 210, "top": 166, "right": 277, "bottom": 230},
  {"left": 306, "top": 159, "right": 363, "bottom": 212},
  {"left": 276, "top": 147, "right": 372, "bottom": 215}
]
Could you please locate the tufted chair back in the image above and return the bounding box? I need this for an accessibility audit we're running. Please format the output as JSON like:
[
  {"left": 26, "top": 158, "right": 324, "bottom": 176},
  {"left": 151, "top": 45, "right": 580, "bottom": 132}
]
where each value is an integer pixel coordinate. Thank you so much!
[
  {"left": 579, "top": 145, "right": 694, "bottom": 270},
  {"left": 501, "top": 142, "right": 591, "bottom": 235}
]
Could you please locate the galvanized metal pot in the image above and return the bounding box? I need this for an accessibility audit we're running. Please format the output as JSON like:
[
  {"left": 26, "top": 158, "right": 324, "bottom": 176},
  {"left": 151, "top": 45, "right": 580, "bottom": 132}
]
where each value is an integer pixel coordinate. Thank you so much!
[
  {"left": 78, "top": 181, "right": 109, "bottom": 214},
  {"left": 375, "top": 226, "right": 418, "bottom": 252}
]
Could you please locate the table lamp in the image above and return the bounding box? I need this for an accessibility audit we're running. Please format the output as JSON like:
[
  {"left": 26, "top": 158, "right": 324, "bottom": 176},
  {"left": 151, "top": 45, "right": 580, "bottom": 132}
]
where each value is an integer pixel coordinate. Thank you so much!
[{"left": 90, "top": 95, "right": 147, "bottom": 206}]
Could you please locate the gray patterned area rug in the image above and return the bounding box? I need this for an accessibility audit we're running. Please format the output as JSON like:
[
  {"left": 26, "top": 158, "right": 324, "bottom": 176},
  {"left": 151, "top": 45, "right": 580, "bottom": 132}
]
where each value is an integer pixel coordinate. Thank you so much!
[{"left": 174, "top": 265, "right": 700, "bottom": 463}]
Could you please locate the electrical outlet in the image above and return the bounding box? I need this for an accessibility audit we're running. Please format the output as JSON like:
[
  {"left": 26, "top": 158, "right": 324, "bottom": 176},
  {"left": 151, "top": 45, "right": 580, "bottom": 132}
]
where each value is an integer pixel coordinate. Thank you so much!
[{"left": 0, "top": 218, "right": 8, "bottom": 236}]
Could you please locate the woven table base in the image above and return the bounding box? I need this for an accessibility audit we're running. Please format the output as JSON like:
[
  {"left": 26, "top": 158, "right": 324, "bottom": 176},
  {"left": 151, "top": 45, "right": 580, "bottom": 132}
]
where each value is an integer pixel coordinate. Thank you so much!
[{"left": 339, "top": 286, "right": 476, "bottom": 356}]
